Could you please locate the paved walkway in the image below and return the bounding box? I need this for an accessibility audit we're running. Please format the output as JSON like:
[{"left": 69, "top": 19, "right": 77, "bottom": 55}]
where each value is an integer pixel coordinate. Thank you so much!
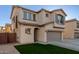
[{"left": 0, "top": 43, "right": 20, "bottom": 54}]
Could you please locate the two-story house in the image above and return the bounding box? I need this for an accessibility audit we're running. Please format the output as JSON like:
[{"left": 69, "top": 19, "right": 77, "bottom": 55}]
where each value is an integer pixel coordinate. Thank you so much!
[
  {"left": 10, "top": 6, "right": 67, "bottom": 44},
  {"left": 64, "top": 19, "right": 79, "bottom": 39}
]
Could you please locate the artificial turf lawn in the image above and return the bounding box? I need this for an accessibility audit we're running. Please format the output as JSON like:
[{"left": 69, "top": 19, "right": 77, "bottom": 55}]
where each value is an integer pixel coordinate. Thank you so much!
[{"left": 15, "top": 43, "right": 79, "bottom": 54}]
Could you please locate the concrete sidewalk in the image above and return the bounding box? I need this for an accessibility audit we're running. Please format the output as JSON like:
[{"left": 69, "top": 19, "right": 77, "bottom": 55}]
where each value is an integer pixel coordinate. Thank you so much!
[{"left": 0, "top": 43, "right": 20, "bottom": 54}]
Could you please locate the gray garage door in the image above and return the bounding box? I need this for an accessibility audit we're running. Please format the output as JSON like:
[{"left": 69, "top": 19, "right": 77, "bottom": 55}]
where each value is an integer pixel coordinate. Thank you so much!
[
  {"left": 47, "top": 31, "right": 62, "bottom": 42},
  {"left": 74, "top": 32, "right": 79, "bottom": 39}
]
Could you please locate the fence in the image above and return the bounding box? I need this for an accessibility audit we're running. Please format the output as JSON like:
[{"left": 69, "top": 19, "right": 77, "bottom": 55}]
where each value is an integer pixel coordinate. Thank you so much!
[{"left": 0, "top": 33, "right": 16, "bottom": 44}]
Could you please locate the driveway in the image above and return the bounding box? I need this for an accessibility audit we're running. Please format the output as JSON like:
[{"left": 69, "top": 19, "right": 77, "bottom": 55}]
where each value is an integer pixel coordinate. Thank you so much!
[
  {"left": 0, "top": 43, "right": 20, "bottom": 54},
  {"left": 47, "top": 39, "right": 79, "bottom": 52},
  {"left": 39, "top": 39, "right": 79, "bottom": 52}
]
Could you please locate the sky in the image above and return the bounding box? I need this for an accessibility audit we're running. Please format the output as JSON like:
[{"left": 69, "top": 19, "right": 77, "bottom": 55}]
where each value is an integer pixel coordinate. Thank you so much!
[{"left": 0, "top": 5, "right": 79, "bottom": 26}]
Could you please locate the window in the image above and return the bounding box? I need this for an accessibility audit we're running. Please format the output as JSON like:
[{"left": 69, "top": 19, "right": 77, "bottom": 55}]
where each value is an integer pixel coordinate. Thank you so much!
[
  {"left": 23, "top": 11, "right": 33, "bottom": 20},
  {"left": 46, "top": 14, "right": 49, "bottom": 17},
  {"left": 25, "top": 28, "right": 31, "bottom": 34},
  {"left": 55, "top": 14, "right": 65, "bottom": 25}
]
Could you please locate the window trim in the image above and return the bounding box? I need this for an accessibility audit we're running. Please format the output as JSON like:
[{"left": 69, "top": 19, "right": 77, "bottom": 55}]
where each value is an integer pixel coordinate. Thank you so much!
[
  {"left": 46, "top": 14, "right": 49, "bottom": 17},
  {"left": 25, "top": 28, "right": 31, "bottom": 34},
  {"left": 55, "top": 14, "right": 65, "bottom": 25},
  {"left": 23, "top": 11, "right": 36, "bottom": 21}
]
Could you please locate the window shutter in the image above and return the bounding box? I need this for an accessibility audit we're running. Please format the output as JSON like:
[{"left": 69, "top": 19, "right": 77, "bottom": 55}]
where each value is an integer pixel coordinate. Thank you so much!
[{"left": 33, "top": 14, "right": 36, "bottom": 21}]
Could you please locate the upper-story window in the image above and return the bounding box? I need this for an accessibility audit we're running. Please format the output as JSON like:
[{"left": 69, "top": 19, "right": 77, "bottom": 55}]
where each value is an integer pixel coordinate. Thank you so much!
[
  {"left": 46, "top": 14, "right": 49, "bottom": 17},
  {"left": 55, "top": 14, "right": 65, "bottom": 25},
  {"left": 23, "top": 11, "right": 36, "bottom": 21}
]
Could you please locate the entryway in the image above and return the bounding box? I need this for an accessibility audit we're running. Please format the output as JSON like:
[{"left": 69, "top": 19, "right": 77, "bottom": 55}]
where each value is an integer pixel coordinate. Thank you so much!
[{"left": 34, "top": 28, "right": 39, "bottom": 42}]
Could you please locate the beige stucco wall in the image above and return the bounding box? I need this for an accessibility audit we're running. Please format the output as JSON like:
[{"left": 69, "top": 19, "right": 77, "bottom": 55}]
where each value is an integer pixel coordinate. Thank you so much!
[
  {"left": 11, "top": 7, "right": 21, "bottom": 32},
  {"left": 15, "top": 23, "right": 21, "bottom": 42},
  {"left": 37, "top": 27, "right": 46, "bottom": 42},
  {"left": 11, "top": 7, "right": 19, "bottom": 19},
  {"left": 52, "top": 10, "right": 66, "bottom": 16},
  {"left": 18, "top": 24, "right": 35, "bottom": 44},
  {"left": 63, "top": 21, "right": 77, "bottom": 39},
  {"left": 35, "top": 10, "right": 52, "bottom": 25}
]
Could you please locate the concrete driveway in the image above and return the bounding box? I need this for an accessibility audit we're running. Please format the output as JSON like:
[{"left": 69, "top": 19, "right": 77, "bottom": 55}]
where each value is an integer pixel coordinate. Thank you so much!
[
  {"left": 47, "top": 39, "right": 79, "bottom": 52},
  {"left": 0, "top": 43, "right": 20, "bottom": 54},
  {"left": 62, "top": 39, "right": 79, "bottom": 45},
  {"left": 39, "top": 39, "right": 79, "bottom": 52}
]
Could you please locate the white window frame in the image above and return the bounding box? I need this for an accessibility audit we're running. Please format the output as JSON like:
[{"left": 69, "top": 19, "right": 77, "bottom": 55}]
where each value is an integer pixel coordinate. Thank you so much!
[
  {"left": 23, "top": 11, "right": 33, "bottom": 21},
  {"left": 55, "top": 14, "right": 64, "bottom": 25}
]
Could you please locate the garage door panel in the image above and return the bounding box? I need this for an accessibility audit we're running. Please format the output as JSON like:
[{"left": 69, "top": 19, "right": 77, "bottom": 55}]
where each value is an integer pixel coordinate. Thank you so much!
[{"left": 47, "top": 31, "right": 62, "bottom": 42}]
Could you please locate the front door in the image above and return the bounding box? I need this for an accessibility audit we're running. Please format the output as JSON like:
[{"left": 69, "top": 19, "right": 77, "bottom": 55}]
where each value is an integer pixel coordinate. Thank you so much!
[{"left": 34, "top": 28, "right": 38, "bottom": 42}]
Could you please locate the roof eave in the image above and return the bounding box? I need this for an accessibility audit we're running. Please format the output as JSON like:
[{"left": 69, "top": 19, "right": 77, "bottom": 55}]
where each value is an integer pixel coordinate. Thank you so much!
[{"left": 50, "top": 9, "right": 67, "bottom": 16}]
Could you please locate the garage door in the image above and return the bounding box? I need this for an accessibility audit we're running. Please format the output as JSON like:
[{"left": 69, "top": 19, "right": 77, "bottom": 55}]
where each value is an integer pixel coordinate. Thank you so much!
[
  {"left": 47, "top": 31, "right": 62, "bottom": 42},
  {"left": 74, "top": 32, "right": 79, "bottom": 39}
]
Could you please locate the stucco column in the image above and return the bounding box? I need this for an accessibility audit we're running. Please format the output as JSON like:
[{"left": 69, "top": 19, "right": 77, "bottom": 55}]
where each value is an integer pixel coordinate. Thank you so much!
[
  {"left": 61, "top": 32, "right": 63, "bottom": 40},
  {"left": 45, "top": 32, "right": 47, "bottom": 42}
]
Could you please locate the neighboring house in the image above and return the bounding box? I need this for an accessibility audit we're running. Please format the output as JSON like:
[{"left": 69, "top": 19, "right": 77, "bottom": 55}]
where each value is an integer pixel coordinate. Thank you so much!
[
  {"left": 2, "top": 27, "right": 5, "bottom": 32},
  {"left": 5, "top": 24, "right": 12, "bottom": 33},
  {"left": 64, "top": 19, "right": 79, "bottom": 39},
  {"left": 0, "top": 26, "right": 2, "bottom": 32},
  {"left": 10, "top": 5, "right": 67, "bottom": 44},
  {"left": 0, "top": 26, "right": 5, "bottom": 32}
]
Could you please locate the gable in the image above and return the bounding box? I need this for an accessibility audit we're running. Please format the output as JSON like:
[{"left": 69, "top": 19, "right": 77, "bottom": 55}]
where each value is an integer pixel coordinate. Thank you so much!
[
  {"left": 51, "top": 9, "right": 67, "bottom": 16},
  {"left": 10, "top": 6, "right": 21, "bottom": 19}
]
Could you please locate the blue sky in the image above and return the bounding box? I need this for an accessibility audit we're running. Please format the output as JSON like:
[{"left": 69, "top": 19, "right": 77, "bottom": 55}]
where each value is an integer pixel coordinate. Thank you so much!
[{"left": 0, "top": 5, "right": 79, "bottom": 26}]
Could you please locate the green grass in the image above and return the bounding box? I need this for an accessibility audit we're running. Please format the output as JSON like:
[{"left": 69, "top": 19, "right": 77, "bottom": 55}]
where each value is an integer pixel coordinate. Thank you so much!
[{"left": 15, "top": 43, "right": 79, "bottom": 54}]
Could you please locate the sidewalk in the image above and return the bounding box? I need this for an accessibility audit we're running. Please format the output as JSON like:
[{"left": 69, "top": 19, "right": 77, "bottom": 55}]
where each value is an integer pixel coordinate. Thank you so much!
[{"left": 0, "top": 43, "right": 20, "bottom": 54}]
